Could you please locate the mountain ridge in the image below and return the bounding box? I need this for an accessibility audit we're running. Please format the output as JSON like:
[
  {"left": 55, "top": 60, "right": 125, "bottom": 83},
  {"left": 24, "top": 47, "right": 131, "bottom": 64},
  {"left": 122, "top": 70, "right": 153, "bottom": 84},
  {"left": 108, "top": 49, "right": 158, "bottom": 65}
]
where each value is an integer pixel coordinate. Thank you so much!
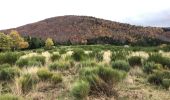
[{"left": 1, "top": 15, "right": 170, "bottom": 45}]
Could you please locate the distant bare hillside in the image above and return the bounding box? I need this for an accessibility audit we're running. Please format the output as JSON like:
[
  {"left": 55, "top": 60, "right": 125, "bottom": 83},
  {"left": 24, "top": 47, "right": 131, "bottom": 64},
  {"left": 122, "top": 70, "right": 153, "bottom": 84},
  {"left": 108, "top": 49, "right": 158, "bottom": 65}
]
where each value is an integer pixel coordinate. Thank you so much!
[{"left": 1, "top": 15, "right": 170, "bottom": 45}]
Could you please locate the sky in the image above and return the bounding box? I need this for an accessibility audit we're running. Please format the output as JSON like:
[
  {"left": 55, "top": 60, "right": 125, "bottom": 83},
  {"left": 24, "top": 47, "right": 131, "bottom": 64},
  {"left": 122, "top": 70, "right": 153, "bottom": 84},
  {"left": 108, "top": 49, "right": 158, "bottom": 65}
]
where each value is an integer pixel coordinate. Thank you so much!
[{"left": 0, "top": 0, "right": 170, "bottom": 30}]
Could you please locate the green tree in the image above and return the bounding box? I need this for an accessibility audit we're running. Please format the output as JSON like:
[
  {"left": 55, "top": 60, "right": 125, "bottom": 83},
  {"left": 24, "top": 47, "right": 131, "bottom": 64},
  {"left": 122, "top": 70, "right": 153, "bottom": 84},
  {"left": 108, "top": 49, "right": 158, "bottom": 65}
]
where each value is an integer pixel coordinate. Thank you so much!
[
  {"left": 0, "top": 32, "right": 13, "bottom": 50},
  {"left": 45, "top": 38, "right": 54, "bottom": 49}
]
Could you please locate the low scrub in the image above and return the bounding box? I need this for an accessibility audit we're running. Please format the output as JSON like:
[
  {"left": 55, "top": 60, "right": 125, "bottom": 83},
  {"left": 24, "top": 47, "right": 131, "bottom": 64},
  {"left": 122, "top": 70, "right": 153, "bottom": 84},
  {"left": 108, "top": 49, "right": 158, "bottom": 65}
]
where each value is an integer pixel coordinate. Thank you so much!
[
  {"left": 51, "top": 73, "right": 62, "bottom": 84},
  {"left": 19, "top": 73, "right": 38, "bottom": 94},
  {"left": 79, "top": 66, "right": 126, "bottom": 96},
  {"left": 0, "top": 52, "right": 22, "bottom": 65},
  {"left": 37, "top": 68, "right": 53, "bottom": 81},
  {"left": 148, "top": 53, "right": 170, "bottom": 68},
  {"left": 72, "top": 49, "right": 87, "bottom": 61},
  {"left": 128, "top": 56, "right": 142, "bottom": 66},
  {"left": 51, "top": 53, "right": 61, "bottom": 61},
  {"left": 0, "top": 67, "right": 20, "bottom": 81},
  {"left": 143, "top": 62, "right": 162, "bottom": 74},
  {"left": 71, "top": 80, "right": 90, "bottom": 100},
  {"left": 16, "top": 55, "right": 46, "bottom": 67},
  {"left": 112, "top": 60, "right": 130, "bottom": 72},
  {"left": 148, "top": 71, "right": 170, "bottom": 89},
  {"left": 0, "top": 93, "right": 22, "bottom": 100},
  {"left": 48, "top": 60, "right": 71, "bottom": 71}
]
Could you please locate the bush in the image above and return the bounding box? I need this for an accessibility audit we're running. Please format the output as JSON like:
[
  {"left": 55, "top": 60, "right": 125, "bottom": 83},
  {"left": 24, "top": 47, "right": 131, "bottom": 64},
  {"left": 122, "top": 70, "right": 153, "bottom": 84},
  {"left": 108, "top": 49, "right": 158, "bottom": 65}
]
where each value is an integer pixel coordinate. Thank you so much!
[
  {"left": 37, "top": 68, "right": 53, "bottom": 81},
  {"left": 97, "top": 66, "right": 126, "bottom": 85},
  {"left": 48, "top": 61, "right": 70, "bottom": 71},
  {"left": 16, "top": 55, "right": 45, "bottom": 67},
  {"left": 0, "top": 67, "right": 20, "bottom": 81},
  {"left": 0, "top": 64, "right": 11, "bottom": 70},
  {"left": 148, "top": 72, "right": 163, "bottom": 85},
  {"left": 79, "top": 66, "right": 126, "bottom": 96},
  {"left": 0, "top": 52, "right": 22, "bottom": 65},
  {"left": 162, "top": 79, "right": 170, "bottom": 90},
  {"left": 51, "top": 53, "right": 61, "bottom": 61},
  {"left": 19, "top": 73, "right": 38, "bottom": 94},
  {"left": 112, "top": 60, "right": 130, "bottom": 72},
  {"left": 51, "top": 73, "right": 62, "bottom": 84},
  {"left": 143, "top": 62, "right": 162, "bottom": 74},
  {"left": 128, "top": 56, "right": 142, "bottom": 66},
  {"left": 79, "top": 60, "right": 97, "bottom": 68},
  {"left": 72, "top": 49, "right": 86, "bottom": 61},
  {"left": 111, "top": 51, "right": 127, "bottom": 61},
  {"left": 148, "top": 71, "right": 170, "bottom": 87},
  {"left": 148, "top": 53, "right": 170, "bottom": 68},
  {"left": 71, "top": 80, "right": 90, "bottom": 99},
  {"left": 0, "top": 94, "right": 22, "bottom": 100}
]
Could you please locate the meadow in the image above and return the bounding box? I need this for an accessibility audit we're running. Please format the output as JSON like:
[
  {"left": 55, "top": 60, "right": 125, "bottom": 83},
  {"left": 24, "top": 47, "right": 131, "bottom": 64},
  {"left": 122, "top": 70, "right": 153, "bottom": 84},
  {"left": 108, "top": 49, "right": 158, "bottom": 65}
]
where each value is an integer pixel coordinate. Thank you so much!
[{"left": 0, "top": 45, "right": 170, "bottom": 100}]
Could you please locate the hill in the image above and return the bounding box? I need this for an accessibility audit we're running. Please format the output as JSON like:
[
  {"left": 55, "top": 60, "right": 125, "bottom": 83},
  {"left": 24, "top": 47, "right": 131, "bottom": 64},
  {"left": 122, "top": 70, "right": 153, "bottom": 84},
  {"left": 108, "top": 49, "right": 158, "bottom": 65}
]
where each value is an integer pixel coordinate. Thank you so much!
[{"left": 1, "top": 15, "right": 170, "bottom": 45}]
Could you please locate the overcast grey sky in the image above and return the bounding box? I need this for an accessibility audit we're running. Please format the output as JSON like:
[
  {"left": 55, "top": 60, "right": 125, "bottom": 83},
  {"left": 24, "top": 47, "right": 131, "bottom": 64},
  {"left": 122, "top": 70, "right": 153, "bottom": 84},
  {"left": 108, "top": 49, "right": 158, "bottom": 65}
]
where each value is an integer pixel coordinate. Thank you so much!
[{"left": 0, "top": 0, "right": 170, "bottom": 30}]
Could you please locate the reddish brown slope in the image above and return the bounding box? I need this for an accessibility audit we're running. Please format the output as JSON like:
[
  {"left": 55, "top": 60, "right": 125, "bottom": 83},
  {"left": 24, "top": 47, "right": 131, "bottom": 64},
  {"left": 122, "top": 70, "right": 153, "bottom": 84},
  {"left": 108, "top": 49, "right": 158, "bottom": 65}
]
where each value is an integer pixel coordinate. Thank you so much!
[{"left": 1, "top": 15, "right": 170, "bottom": 44}]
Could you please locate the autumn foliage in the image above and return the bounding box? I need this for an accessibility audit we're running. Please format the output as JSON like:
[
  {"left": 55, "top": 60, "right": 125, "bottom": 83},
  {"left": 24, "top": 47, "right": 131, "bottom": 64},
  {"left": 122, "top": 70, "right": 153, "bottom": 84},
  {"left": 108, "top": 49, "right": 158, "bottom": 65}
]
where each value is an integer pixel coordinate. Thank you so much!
[{"left": 0, "top": 30, "right": 29, "bottom": 50}]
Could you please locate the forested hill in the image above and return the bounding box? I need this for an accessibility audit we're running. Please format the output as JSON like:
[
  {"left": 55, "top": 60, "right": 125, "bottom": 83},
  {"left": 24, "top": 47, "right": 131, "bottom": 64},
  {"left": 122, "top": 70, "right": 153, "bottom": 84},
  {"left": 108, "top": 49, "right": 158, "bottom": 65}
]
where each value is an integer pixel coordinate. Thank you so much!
[{"left": 1, "top": 15, "right": 170, "bottom": 45}]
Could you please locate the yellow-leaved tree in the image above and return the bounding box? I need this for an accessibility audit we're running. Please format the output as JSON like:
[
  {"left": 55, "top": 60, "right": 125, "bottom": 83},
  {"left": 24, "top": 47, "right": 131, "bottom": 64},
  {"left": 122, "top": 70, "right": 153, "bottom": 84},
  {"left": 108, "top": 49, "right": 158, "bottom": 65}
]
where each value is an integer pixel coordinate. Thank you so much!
[
  {"left": 45, "top": 38, "right": 54, "bottom": 49},
  {"left": 9, "top": 30, "right": 29, "bottom": 50},
  {"left": 0, "top": 32, "right": 13, "bottom": 50}
]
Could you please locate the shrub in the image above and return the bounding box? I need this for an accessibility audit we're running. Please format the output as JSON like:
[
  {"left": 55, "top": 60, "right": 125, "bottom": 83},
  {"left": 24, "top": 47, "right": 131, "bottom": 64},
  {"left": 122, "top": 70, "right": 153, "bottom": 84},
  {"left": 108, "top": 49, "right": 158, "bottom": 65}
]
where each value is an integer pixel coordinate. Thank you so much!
[
  {"left": 0, "top": 64, "right": 11, "bottom": 70},
  {"left": 148, "top": 53, "right": 170, "bottom": 68},
  {"left": 37, "top": 68, "right": 53, "bottom": 81},
  {"left": 95, "top": 52, "right": 103, "bottom": 62},
  {"left": 0, "top": 94, "right": 22, "bottom": 100},
  {"left": 111, "top": 51, "right": 127, "bottom": 61},
  {"left": 79, "top": 66, "right": 126, "bottom": 96},
  {"left": 19, "top": 73, "right": 38, "bottom": 94},
  {"left": 71, "top": 80, "right": 90, "bottom": 99},
  {"left": 79, "top": 60, "right": 97, "bottom": 68},
  {"left": 0, "top": 52, "right": 22, "bottom": 65},
  {"left": 16, "top": 55, "right": 45, "bottom": 67},
  {"left": 128, "top": 56, "right": 142, "bottom": 66},
  {"left": 51, "top": 53, "right": 61, "bottom": 61},
  {"left": 148, "top": 71, "right": 170, "bottom": 86},
  {"left": 162, "top": 79, "right": 170, "bottom": 90},
  {"left": 0, "top": 67, "right": 20, "bottom": 81},
  {"left": 48, "top": 61, "right": 70, "bottom": 71},
  {"left": 72, "top": 49, "right": 86, "bottom": 61},
  {"left": 97, "top": 66, "right": 126, "bottom": 85},
  {"left": 112, "top": 60, "right": 130, "bottom": 72},
  {"left": 51, "top": 73, "right": 62, "bottom": 84},
  {"left": 148, "top": 72, "right": 163, "bottom": 85},
  {"left": 143, "top": 62, "right": 160, "bottom": 74},
  {"left": 31, "top": 55, "right": 46, "bottom": 65}
]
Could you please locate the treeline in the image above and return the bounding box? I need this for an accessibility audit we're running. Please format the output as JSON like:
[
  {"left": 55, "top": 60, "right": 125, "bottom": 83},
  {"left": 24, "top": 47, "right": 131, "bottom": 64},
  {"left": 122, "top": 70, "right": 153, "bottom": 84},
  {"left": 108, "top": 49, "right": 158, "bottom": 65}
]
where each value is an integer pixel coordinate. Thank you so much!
[{"left": 0, "top": 30, "right": 54, "bottom": 51}]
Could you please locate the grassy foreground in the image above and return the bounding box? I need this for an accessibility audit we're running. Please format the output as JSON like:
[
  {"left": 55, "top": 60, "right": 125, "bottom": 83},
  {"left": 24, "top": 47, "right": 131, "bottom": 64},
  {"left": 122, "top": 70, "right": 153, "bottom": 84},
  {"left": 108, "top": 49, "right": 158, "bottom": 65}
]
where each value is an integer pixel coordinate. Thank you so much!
[{"left": 0, "top": 45, "right": 170, "bottom": 100}]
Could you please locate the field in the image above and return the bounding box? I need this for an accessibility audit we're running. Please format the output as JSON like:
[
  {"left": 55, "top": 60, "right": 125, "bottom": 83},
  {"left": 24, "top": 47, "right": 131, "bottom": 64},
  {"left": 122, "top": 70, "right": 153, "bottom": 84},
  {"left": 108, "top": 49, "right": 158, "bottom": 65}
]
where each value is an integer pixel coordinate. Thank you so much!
[{"left": 0, "top": 45, "right": 170, "bottom": 100}]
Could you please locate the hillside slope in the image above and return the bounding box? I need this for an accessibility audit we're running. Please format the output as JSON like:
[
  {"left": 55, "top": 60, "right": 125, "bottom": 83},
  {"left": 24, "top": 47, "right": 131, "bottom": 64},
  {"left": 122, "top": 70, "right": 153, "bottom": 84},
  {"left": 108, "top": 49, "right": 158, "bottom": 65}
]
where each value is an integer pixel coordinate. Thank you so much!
[{"left": 1, "top": 15, "right": 170, "bottom": 45}]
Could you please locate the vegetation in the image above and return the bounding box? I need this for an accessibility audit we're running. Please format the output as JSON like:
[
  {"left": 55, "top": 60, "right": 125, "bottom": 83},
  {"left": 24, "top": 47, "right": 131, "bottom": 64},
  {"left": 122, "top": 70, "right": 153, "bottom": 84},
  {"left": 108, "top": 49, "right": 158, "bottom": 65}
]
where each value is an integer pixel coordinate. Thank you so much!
[
  {"left": 45, "top": 38, "right": 54, "bottom": 50},
  {"left": 112, "top": 60, "right": 130, "bottom": 72},
  {"left": 0, "top": 44, "right": 170, "bottom": 99},
  {"left": 71, "top": 80, "right": 90, "bottom": 99}
]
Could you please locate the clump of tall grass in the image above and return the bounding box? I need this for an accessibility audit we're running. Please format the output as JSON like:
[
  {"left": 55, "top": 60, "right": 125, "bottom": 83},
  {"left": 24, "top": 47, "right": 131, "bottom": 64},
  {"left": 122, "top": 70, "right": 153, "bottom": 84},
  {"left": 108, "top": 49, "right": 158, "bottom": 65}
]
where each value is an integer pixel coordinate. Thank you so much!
[
  {"left": 0, "top": 66, "right": 20, "bottom": 81},
  {"left": 16, "top": 55, "right": 46, "bottom": 67},
  {"left": 112, "top": 60, "right": 130, "bottom": 72},
  {"left": 72, "top": 49, "right": 86, "bottom": 61},
  {"left": 0, "top": 93, "right": 23, "bottom": 100},
  {"left": 147, "top": 53, "right": 170, "bottom": 68},
  {"left": 51, "top": 53, "right": 61, "bottom": 61},
  {"left": 48, "top": 60, "right": 71, "bottom": 71},
  {"left": 18, "top": 73, "right": 38, "bottom": 94},
  {"left": 71, "top": 80, "right": 90, "bottom": 100},
  {"left": 78, "top": 66, "right": 126, "bottom": 96},
  {"left": 128, "top": 56, "right": 142, "bottom": 66},
  {"left": 0, "top": 52, "right": 22, "bottom": 65}
]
